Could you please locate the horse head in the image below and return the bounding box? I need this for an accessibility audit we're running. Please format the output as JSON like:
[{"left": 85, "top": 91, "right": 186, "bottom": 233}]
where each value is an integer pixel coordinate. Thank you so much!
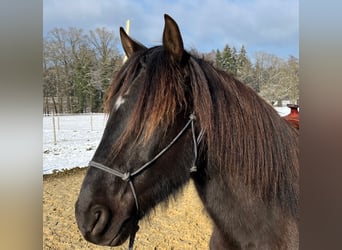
[{"left": 75, "top": 14, "right": 200, "bottom": 247}]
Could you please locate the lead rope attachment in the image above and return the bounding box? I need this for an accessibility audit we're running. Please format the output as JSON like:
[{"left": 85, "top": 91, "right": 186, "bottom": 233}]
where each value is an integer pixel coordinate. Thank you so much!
[{"left": 128, "top": 217, "right": 139, "bottom": 250}]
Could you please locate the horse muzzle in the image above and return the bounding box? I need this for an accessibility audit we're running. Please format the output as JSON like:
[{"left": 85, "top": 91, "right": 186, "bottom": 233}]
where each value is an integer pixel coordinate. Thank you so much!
[{"left": 75, "top": 202, "right": 134, "bottom": 246}]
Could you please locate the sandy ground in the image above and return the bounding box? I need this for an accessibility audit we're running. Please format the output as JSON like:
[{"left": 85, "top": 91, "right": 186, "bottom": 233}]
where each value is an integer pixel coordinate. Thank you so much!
[{"left": 43, "top": 167, "right": 213, "bottom": 250}]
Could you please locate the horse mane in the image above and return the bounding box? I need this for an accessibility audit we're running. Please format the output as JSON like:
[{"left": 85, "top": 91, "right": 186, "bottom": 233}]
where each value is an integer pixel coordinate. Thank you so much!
[{"left": 105, "top": 47, "right": 299, "bottom": 216}]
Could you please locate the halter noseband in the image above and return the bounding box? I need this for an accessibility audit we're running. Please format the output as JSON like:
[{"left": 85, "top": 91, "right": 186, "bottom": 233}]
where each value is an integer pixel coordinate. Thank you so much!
[{"left": 88, "top": 113, "right": 203, "bottom": 250}]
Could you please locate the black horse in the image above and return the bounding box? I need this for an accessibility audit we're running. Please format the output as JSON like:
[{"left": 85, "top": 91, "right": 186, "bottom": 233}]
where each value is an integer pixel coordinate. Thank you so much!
[{"left": 75, "top": 14, "right": 299, "bottom": 249}]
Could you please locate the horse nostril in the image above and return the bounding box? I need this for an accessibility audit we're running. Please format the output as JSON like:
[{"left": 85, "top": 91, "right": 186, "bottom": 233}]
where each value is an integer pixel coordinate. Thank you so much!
[{"left": 90, "top": 205, "right": 111, "bottom": 236}]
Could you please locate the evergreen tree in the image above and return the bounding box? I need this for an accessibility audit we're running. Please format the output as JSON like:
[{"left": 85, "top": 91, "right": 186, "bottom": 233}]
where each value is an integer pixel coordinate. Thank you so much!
[
  {"left": 221, "top": 44, "right": 231, "bottom": 73},
  {"left": 236, "top": 46, "right": 255, "bottom": 90},
  {"left": 219, "top": 44, "right": 238, "bottom": 76},
  {"left": 237, "top": 46, "right": 248, "bottom": 72},
  {"left": 215, "top": 49, "right": 223, "bottom": 70},
  {"left": 230, "top": 46, "right": 238, "bottom": 76}
]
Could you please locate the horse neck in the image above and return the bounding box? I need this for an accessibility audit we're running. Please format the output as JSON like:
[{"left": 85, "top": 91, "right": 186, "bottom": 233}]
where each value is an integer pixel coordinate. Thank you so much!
[{"left": 189, "top": 63, "right": 298, "bottom": 216}]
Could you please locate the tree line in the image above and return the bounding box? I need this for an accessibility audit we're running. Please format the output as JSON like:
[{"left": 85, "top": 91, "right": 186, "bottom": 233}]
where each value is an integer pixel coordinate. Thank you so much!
[
  {"left": 214, "top": 45, "right": 299, "bottom": 106},
  {"left": 43, "top": 27, "right": 122, "bottom": 114},
  {"left": 43, "top": 27, "right": 299, "bottom": 114}
]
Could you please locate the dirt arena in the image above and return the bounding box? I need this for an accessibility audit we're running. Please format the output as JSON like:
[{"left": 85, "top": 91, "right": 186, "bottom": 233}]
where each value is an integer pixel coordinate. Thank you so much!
[{"left": 43, "top": 167, "right": 213, "bottom": 249}]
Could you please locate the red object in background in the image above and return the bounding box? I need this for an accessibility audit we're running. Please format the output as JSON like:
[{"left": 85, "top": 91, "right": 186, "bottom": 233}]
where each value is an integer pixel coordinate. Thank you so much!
[{"left": 284, "top": 104, "right": 299, "bottom": 129}]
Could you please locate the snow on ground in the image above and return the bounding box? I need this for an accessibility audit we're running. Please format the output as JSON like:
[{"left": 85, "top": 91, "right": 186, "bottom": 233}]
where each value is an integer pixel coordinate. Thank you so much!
[
  {"left": 275, "top": 107, "right": 291, "bottom": 117},
  {"left": 43, "top": 113, "right": 108, "bottom": 174},
  {"left": 43, "top": 107, "right": 290, "bottom": 175}
]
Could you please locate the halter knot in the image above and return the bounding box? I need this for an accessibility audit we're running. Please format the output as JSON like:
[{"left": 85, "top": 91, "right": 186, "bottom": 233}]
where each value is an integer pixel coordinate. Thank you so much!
[
  {"left": 190, "top": 165, "right": 197, "bottom": 172},
  {"left": 189, "top": 113, "right": 196, "bottom": 120},
  {"left": 122, "top": 172, "right": 131, "bottom": 181}
]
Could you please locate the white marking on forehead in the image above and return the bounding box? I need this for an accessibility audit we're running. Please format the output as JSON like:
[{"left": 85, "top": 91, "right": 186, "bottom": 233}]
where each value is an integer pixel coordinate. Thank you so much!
[{"left": 114, "top": 95, "right": 125, "bottom": 110}]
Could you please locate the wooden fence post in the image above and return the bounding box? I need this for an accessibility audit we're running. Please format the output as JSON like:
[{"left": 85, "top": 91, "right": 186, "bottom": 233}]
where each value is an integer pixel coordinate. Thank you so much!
[
  {"left": 52, "top": 109, "right": 57, "bottom": 145},
  {"left": 90, "top": 113, "right": 93, "bottom": 131}
]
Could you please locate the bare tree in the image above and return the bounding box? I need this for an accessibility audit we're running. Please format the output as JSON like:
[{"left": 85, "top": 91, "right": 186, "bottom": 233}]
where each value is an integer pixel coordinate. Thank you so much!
[
  {"left": 87, "top": 27, "right": 122, "bottom": 111},
  {"left": 44, "top": 28, "right": 74, "bottom": 112},
  {"left": 43, "top": 27, "right": 123, "bottom": 113},
  {"left": 254, "top": 52, "right": 299, "bottom": 105},
  {"left": 286, "top": 56, "right": 299, "bottom": 104}
]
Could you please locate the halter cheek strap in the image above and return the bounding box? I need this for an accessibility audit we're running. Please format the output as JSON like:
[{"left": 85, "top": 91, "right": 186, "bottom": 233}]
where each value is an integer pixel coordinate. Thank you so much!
[{"left": 88, "top": 113, "right": 203, "bottom": 250}]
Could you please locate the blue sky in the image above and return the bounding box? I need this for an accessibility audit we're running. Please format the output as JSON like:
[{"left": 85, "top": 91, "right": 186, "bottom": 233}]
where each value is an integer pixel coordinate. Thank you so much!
[{"left": 43, "top": 0, "right": 298, "bottom": 59}]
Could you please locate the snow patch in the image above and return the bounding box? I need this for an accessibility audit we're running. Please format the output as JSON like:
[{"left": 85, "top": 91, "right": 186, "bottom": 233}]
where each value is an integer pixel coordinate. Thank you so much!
[{"left": 43, "top": 113, "right": 107, "bottom": 174}]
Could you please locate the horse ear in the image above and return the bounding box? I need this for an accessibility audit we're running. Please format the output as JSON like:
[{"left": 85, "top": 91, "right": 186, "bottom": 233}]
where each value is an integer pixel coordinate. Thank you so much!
[
  {"left": 119, "top": 27, "right": 146, "bottom": 58},
  {"left": 163, "top": 14, "right": 184, "bottom": 63}
]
